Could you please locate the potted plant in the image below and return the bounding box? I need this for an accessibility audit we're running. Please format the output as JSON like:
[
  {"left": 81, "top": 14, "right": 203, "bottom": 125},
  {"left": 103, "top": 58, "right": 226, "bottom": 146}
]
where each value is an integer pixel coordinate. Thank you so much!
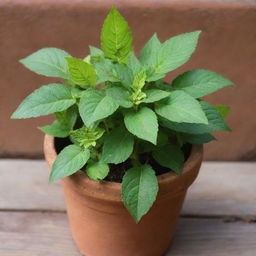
[{"left": 12, "top": 7, "right": 235, "bottom": 256}]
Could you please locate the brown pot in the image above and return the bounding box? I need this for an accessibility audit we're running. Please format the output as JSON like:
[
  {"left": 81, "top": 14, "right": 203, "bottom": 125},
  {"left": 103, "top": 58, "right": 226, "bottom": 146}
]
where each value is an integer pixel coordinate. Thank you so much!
[{"left": 44, "top": 135, "right": 203, "bottom": 256}]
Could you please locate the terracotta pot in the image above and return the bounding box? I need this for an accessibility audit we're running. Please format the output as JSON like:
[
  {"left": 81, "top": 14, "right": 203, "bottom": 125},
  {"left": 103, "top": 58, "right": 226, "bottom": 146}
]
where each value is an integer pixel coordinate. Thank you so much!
[{"left": 44, "top": 135, "right": 203, "bottom": 256}]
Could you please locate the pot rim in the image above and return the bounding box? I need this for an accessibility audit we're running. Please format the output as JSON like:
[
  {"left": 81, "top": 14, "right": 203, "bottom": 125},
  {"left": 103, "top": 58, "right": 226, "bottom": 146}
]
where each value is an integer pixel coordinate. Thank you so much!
[{"left": 44, "top": 135, "right": 203, "bottom": 202}]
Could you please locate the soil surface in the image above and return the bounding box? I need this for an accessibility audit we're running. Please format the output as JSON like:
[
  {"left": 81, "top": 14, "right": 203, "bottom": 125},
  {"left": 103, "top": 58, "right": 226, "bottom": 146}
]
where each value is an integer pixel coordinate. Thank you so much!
[{"left": 55, "top": 137, "right": 191, "bottom": 183}]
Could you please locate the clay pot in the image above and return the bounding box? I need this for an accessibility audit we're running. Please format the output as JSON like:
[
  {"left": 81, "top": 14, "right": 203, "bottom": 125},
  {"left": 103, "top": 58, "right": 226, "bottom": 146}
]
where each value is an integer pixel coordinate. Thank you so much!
[{"left": 44, "top": 135, "right": 203, "bottom": 256}]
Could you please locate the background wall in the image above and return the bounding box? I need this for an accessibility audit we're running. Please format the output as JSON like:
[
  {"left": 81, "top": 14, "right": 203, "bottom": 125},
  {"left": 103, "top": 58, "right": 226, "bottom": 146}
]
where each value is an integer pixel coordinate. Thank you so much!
[{"left": 1, "top": 0, "right": 256, "bottom": 160}]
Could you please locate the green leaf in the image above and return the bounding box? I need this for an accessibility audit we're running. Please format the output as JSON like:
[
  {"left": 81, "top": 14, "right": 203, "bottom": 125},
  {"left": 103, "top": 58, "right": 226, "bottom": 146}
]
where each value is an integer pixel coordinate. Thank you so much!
[
  {"left": 152, "top": 145, "right": 184, "bottom": 174},
  {"left": 138, "top": 130, "right": 169, "bottom": 154},
  {"left": 142, "top": 31, "right": 201, "bottom": 81},
  {"left": 83, "top": 55, "right": 91, "bottom": 64},
  {"left": 161, "top": 101, "right": 231, "bottom": 134},
  {"left": 91, "top": 56, "right": 119, "bottom": 84},
  {"left": 113, "top": 63, "right": 134, "bottom": 89},
  {"left": 142, "top": 89, "right": 170, "bottom": 103},
  {"left": 39, "top": 106, "right": 77, "bottom": 138},
  {"left": 66, "top": 57, "right": 97, "bottom": 87},
  {"left": 90, "top": 49, "right": 134, "bottom": 87},
  {"left": 140, "top": 33, "right": 161, "bottom": 70},
  {"left": 127, "top": 52, "right": 142, "bottom": 76},
  {"left": 79, "top": 88, "right": 119, "bottom": 126},
  {"left": 155, "top": 90, "right": 208, "bottom": 124},
  {"left": 215, "top": 105, "right": 230, "bottom": 118},
  {"left": 157, "top": 131, "right": 169, "bottom": 147},
  {"left": 130, "top": 70, "right": 148, "bottom": 104},
  {"left": 180, "top": 133, "right": 216, "bottom": 144},
  {"left": 172, "top": 70, "right": 235, "bottom": 98},
  {"left": 70, "top": 126, "right": 105, "bottom": 148},
  {"left": 55, "top": 106, "right": 78, "bottom": 130},
  {"left": 131, "top": 70, "right": 147, "bottom": 91},
  {"left": 160, "top": 31, "right": 201, "bottom": 71},
  {"left": 86, "top": 162, "right": 109, "bottom": 181},
  {"left": 89, "top": 46, "right": 104, "bottom": 57},
  {"left": 20, "top": 48, "right": 71, "bottom": 79},
  {"left": 102, "top": 126, "right": 134, "bottom": 164},
  {"left": 39, "top": 121, "right": 70, "bottom": 138},
  {"left": 101, "top": 7, "right": 133, "bottom": 63},
  {"left": 155, "top": 80, "right": 172, "bottom": 91},
  {"left": 122, "top": 164, "right": 158, "bottom": 222},
  {"left": 11, "top": 84, "right": 76, "bottom": 119},
  {"left": 124, "top": 107, "right": 158, "bottom": 144},
  {"left": 106, "top": 87, "right": 133, "bottom": 108},
  {"left": 89, "top": 46, "right": 122, "bottom": 84},
  {"left": 70, "top": 87, "right": 84, "bottom": 99},
  {"left": 49, "top": 145, "right": 90, "bottom": 182}
]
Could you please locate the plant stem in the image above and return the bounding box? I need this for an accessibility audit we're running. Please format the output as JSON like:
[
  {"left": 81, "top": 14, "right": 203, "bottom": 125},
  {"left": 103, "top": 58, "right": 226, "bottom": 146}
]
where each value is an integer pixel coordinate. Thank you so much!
[
  {"left": 131, "top": 140, "right": 140, "bottom": 167},
  {"left": 103, "top": 120, "right": 110, "bottom": 133}
]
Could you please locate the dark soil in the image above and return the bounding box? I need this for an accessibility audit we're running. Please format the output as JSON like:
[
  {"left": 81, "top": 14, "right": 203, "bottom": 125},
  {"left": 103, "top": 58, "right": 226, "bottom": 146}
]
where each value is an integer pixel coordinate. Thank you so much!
[{"left": 55, "top": 137, "right": 191, "bottom": 183}]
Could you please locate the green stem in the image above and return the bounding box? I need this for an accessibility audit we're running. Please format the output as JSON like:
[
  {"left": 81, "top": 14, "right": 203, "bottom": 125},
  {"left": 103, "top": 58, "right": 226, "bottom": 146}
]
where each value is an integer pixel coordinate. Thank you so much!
[
  {"left": 103, "top": 120, "right": 110, "bottom": 133},
  {"left": 131, "top": 140, "right": 140, "bottom": 167},
  {"left": 90, "top": 147, "right": 100, "bottom": 161}
]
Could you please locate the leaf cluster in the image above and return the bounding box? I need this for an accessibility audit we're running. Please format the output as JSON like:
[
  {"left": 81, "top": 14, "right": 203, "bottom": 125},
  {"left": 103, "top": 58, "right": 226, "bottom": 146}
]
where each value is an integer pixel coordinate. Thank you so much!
[{"left": 12, "top": 7, "right": 235, "bottom": 222}]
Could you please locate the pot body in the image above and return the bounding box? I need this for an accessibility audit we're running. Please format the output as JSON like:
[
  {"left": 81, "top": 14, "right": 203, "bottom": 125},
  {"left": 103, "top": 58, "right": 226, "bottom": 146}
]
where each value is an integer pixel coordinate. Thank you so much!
[{"left": 44, "top": 135, "right": 203, "bottom": 256}]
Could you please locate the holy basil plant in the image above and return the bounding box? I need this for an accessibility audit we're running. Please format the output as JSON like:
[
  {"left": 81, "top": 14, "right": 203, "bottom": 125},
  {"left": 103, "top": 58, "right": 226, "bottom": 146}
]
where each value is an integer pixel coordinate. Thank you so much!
[{"left": 11, "top": 7, "right": 235, "bottom": 222}]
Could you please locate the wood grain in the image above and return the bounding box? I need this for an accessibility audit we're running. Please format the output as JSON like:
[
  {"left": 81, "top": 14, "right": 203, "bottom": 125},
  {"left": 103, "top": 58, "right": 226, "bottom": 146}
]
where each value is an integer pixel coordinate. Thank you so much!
[
  {"left": 0, "top": 212, "right": 79, "bottom": 256},
  {"left": 183, "top": 162, "right": 256, "bottom": 216},
  {"left": 0, "top": 211, "right": 255, "bottom": 256},
  {"left": 0, "top": 160, "right": 255, "bottom": 216},
  {"left": 169, "top": 218, "right": 256, "bottom": 256},
  {"left": 0, "top": 160, "right": 65, "bottom": 211}
]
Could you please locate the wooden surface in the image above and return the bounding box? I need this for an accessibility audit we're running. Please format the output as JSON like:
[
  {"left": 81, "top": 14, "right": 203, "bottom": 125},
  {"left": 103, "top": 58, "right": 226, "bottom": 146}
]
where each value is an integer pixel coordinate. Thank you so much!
[{"left": 0, "top": 160, "right": 255, "bottom": 255}]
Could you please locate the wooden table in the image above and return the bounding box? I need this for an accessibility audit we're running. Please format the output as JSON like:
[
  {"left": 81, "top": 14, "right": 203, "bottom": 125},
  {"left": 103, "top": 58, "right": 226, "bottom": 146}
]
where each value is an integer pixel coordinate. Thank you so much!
[{"left": 0, "top": 160, "right": 255, "bottom": 256}]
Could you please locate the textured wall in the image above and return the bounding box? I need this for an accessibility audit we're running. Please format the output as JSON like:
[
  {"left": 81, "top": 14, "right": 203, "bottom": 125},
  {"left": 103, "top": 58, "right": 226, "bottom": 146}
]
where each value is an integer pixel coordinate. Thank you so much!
[{"left": 1, "top": 0, "right": 256, "bottom": 160}]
